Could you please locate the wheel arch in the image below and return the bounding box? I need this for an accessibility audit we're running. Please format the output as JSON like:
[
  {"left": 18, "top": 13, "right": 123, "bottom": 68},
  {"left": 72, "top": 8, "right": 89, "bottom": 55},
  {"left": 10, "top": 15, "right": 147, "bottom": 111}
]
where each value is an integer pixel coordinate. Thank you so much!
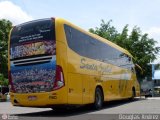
[{"left": 132, "top": 86, "right": 136, "bottom": 96}]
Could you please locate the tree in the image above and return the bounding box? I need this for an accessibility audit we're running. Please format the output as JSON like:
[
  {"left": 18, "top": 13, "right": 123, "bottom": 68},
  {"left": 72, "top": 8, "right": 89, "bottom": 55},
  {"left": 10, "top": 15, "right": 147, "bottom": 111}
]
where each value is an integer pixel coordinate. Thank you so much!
[
  {"left": 89, "top": 20, "right": 160, "bottom": 79},
  {"left": 0, "top": 73, "right": 8, "bottom": 86},
  {"left": 0, "top": 19, "right": 12, "bottom": 79},
  {"left": 89, "top": 20, "right": 119, "bottom": 43}
]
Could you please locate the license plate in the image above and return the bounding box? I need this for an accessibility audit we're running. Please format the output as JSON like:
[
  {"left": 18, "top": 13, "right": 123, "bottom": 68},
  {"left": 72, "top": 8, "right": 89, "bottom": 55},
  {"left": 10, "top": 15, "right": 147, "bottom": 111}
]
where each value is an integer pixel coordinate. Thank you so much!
[{"left": 28, "top": 96, "right": 37, "bottom": 101}]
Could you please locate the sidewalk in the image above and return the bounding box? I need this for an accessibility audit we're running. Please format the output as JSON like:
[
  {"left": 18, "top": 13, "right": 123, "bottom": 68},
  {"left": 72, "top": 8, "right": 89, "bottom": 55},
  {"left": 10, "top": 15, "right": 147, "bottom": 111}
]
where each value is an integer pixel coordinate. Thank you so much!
[
  {"left": 146, "top": 97, "right": 160, "bottom": 100},
  {"left": 139, "top": 96, "right": 160, "bottom": 100}
]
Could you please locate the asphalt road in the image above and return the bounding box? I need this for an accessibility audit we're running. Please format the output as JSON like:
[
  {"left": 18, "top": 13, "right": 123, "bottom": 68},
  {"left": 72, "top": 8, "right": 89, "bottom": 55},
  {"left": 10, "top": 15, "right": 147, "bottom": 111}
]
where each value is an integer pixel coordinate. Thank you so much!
[{"left": 0, "top": 98, "right": 160, "bottom": 120}]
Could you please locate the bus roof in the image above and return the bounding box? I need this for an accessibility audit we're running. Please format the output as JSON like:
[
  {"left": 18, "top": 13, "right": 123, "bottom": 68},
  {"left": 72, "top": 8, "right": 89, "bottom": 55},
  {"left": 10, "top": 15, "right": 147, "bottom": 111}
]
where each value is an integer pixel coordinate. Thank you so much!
[{"left": 56, "top": 17, "right": 133, "bottom": 57}]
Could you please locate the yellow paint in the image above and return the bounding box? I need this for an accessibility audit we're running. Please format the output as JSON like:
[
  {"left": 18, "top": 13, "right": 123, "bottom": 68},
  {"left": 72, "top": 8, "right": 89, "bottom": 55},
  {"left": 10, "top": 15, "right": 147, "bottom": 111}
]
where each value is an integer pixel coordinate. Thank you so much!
[{"left": 8, "top": 18, "right": 140, "bottom": 107}]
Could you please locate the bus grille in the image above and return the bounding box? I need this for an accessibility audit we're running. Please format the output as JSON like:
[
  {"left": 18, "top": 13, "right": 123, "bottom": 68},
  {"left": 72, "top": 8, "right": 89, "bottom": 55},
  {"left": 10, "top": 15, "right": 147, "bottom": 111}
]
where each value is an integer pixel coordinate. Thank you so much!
[{"left": 11, "top": 55, "right": 53, "bottom": 66}]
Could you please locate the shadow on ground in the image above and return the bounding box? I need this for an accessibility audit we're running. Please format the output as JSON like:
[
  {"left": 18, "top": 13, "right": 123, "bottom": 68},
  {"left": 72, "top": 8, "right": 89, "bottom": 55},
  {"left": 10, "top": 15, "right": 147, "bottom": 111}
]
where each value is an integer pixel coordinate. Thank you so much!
[{"left": 15, "top": 98, "right": 145, "bottom": 117}]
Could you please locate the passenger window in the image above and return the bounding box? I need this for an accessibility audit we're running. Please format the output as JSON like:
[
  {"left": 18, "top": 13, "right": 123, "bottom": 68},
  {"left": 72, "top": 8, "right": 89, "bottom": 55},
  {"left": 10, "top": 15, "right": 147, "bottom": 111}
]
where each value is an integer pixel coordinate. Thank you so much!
[{"left": 64, "top": 24, "right": 133, "bottom": 70}]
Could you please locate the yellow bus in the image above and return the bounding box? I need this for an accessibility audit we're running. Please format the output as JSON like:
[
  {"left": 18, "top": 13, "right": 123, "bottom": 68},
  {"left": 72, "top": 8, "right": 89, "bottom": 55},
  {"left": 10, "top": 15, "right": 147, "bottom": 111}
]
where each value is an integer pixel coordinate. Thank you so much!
[{"left": 8, "top": 18, "right": 140, "bottom": 109}]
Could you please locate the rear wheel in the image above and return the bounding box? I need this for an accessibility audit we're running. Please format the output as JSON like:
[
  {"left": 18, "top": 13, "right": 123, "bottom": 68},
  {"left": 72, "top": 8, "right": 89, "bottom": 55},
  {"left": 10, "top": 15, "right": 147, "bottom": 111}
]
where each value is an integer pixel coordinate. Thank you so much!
[
  {"left": 94, "top": 87, "right": 103, "bottom": 109},
  {"left": 130, "top": 88, "right": 136, "bottom": 100}
]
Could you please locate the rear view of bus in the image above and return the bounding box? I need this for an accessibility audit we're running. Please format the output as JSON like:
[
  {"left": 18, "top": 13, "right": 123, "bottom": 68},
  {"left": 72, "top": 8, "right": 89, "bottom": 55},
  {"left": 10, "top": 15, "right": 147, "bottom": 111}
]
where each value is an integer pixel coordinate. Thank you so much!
[{"left": 8, "top": 18, "right": 66, "bottom": 107}]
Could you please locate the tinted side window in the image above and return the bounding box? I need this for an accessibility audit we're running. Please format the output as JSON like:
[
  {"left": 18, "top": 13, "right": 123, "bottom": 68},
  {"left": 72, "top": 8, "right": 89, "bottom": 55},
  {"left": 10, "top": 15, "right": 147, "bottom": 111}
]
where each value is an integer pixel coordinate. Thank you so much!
[
  {"left": 64, "top": 25, "right": 100, "bottom": 60},
  {"left": 64, "top": 25, "right": 86, "bottom": 56},
  {"left": 87, "top": 38, "right": 100, "bottom": 60},
  {"left": 64, "top": 24, "right": 132, "bottom": 70}
]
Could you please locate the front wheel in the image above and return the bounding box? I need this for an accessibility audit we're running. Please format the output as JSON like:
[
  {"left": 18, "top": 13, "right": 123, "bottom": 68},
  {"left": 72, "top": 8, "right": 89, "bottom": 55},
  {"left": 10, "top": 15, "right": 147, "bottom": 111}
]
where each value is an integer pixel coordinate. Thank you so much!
[{"left": 94, "top": 87, "right": 103, "bottom": 110}]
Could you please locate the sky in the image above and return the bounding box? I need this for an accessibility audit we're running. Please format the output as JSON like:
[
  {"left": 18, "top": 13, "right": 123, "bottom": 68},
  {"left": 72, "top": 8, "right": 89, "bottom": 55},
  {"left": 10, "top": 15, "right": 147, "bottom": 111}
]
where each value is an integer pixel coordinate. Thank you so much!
[
  {"left": 154, "top": 70, "right": 160, "bottom": 79},
  {"left": 0, "top": 0, "right": 160, "bottom": 63}
]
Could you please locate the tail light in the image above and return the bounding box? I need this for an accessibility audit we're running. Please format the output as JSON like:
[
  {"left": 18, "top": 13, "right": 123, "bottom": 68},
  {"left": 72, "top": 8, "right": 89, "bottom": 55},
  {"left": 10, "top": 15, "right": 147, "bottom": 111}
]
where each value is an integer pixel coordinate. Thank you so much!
[
  {"left": 53, "top": 65, "right": 65, "bottom": 90},
  {"left": 8, "top": 71, "right": 15, "bottom": 92}
]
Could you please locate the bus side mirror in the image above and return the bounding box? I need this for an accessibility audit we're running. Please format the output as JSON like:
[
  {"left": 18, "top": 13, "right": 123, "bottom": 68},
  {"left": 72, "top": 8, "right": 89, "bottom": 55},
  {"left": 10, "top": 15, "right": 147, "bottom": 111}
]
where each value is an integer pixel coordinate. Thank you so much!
[{"left": 135, "top": 64, "right": 143, "bottom": 75}]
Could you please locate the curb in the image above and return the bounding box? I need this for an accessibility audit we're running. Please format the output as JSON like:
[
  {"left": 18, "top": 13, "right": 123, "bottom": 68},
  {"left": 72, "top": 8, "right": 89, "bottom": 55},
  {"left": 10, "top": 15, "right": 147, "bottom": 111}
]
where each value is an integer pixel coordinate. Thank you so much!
[{"left": 146, "top": 97, "right": 160, "bottom": 100}]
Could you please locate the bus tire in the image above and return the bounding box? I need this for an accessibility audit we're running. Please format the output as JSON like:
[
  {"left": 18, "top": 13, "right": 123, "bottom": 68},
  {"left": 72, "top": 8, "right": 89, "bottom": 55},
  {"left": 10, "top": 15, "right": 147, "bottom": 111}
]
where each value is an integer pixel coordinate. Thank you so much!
[
  {"left": 94, "top": 87, "right": 103, "bottom": 110},
  {"left": 130, "top": 87, "right": 136, "bottom": 100}
]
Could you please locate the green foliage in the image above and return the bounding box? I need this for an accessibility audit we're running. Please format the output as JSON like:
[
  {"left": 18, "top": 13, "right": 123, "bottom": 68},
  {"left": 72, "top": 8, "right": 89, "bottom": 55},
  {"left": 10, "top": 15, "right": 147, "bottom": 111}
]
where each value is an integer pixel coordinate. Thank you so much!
[
  {"left": 0, "top": 19, "right": 12, "bottom": 78},
  {"left": 0, "top": 73, "right": 8, "bottom": 86},
  {"left": 155, "top": 64, "right": 160, "bottom": 70},
  {"left": 89, "top": 20, "right": 160, "bottom": 79},
  {"left": 89, "top": 20, "right": 119, "bottom": 42}
]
